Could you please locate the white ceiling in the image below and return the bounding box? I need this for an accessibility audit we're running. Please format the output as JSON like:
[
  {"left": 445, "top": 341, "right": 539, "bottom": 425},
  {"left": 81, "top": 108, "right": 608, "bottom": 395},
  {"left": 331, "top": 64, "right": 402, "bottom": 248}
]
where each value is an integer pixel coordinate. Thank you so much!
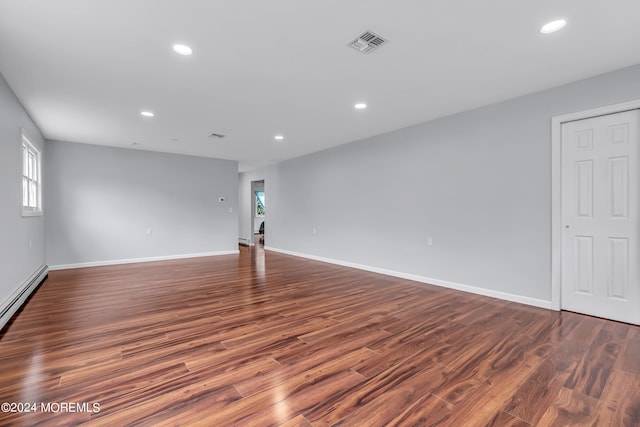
[{"left": 1, "top": 1, "right": 640, "bottom": 172}]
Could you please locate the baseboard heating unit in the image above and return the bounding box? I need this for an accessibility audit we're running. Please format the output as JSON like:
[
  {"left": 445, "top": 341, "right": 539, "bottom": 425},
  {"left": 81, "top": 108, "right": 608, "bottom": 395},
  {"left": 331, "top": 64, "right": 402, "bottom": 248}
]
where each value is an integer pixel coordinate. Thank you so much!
[{"left": 0, "top": 265, "right": 48, "bottom": 332}]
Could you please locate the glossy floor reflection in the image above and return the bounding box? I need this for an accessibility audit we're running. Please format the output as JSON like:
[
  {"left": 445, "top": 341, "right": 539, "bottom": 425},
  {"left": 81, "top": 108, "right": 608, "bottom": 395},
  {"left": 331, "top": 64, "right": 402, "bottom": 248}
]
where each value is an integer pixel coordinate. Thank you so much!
[{"left": 0, "top": 248, "right": 639, "bottom": 426}]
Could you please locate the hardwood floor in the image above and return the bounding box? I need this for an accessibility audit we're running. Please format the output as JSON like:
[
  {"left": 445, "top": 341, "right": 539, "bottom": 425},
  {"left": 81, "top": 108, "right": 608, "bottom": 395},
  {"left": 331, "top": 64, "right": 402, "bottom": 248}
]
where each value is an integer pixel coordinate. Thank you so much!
[{"left": 1, "top": 246, "right": 639, "bottom": 426}]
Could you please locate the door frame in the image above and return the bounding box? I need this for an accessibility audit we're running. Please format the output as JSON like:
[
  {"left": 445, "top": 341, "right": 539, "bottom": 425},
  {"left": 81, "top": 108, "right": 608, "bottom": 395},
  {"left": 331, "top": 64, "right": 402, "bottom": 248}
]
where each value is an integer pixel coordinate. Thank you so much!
[
  {"left": 250, "top": 179, "right": 265, "bottom": 246},
  {"left": 551, "top": 98, "right": 640, "bottom": 310}
]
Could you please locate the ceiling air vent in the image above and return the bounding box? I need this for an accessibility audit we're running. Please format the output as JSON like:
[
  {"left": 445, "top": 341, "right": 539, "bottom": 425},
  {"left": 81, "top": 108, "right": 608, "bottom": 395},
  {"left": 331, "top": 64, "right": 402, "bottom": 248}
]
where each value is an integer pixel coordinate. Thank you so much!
[
  {"left": 209, "top": 133, "right": 226, "bottom": 139},
  {"left": 347, "top": 30, "right": 387, "bottom": 55}
]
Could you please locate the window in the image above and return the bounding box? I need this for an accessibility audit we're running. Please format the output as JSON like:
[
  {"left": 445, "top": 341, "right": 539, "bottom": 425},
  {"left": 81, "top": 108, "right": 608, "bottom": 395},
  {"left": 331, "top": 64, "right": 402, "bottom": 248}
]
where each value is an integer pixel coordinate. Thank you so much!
[
  {"left": 21, "top": 130, "right": 42, "bottom": 216},
  {"left": 256, "top": 191, "right": 265, "bottom": 216}
]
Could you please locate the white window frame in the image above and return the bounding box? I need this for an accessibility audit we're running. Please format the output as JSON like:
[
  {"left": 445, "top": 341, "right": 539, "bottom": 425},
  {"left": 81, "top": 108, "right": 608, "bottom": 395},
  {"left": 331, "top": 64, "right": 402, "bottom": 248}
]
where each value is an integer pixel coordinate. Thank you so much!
[{"left": 21, "top": 129, "right": 42, "bottom": 217}]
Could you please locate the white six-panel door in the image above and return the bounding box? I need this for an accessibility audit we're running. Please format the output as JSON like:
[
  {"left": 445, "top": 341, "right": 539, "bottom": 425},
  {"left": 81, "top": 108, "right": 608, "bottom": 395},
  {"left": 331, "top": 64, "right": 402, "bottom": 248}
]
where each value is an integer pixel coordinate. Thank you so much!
[{"left": 561, "top": 109, "right": 639, "bottom": 325}]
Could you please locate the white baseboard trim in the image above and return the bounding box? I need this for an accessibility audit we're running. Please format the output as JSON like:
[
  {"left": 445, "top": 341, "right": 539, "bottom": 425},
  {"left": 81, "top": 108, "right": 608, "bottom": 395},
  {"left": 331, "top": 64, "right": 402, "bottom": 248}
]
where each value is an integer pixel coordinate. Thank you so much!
[
  {"left": 49, "top": 250, "right": 240, "bottom": 271},
  {"left": 1, "top": 264, "right": 48, "bottom": 331},
  {"left": 265, "top": 247, "right": 552, "bottom": 310},
  {"left": 238, "top": 237, "right": 255, "bottom": 246}
]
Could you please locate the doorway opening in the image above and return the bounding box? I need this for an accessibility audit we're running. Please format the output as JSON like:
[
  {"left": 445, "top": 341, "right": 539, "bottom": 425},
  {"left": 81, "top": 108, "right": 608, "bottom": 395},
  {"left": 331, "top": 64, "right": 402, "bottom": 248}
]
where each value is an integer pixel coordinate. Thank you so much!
[{"left": 251, "top": 180, "right": 265, "bottom": 248}]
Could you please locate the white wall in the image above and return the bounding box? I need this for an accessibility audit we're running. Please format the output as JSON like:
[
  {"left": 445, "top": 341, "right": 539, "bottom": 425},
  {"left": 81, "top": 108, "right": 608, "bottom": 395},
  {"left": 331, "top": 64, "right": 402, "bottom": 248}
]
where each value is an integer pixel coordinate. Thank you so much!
[
  {"left": 45, "top": 141, "right": 239, "bottom": 267},
  {"left": 0, "top": 73, "right": 46, "bottom": 314},
  {"left": 244, "top": 64, "right": 640, "bottom": 305}
]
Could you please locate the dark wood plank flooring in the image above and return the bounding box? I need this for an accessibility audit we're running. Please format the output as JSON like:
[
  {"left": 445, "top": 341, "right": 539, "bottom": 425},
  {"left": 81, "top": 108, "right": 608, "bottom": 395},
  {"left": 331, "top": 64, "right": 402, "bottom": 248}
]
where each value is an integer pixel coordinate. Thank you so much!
[{"left": 1, "top": 245, "right": 639, "bottom": 426}]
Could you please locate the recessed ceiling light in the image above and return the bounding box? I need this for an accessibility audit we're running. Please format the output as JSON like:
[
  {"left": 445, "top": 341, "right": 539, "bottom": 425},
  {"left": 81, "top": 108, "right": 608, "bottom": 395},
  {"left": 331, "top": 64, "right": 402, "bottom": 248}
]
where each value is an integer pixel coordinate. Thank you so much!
[
  {"left": 140, "top": 111, "right": 154, "bottom": 117},
  {"left": 354, "top": 103, "right": 367, "bottom": 110},
  {"left": 172, "top": 44, "right": 193, "bottom": 56},
  {"left": 274, "top": 135, "right": 284, "bottom": 140},
  {"left": 540, "top": 19, "right": 567, "bottom": 34}
]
